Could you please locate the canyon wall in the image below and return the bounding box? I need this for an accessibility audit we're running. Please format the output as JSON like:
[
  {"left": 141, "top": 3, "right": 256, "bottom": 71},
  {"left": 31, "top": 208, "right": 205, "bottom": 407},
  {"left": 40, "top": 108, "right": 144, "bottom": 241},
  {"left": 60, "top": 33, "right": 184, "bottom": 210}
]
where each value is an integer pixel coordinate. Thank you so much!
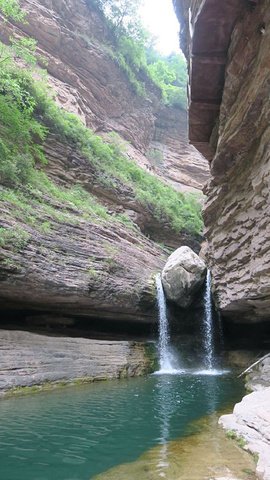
[
  {"left": 1, "top": 0, "right": 209, "bottom": 191},
  {"left": 0, "top": 0, "right": 209, "bottom": 328},
  {"left": 174, "top": 0, "right": 270, "bottom": 325}
]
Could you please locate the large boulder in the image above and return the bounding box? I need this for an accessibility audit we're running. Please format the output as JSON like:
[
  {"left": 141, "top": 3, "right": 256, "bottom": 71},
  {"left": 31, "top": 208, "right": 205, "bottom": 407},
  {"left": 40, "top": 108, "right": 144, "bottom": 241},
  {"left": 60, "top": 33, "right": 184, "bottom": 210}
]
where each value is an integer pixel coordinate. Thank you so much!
[{"left": 161, "top": 246, "right": 206, "bottom": 307}]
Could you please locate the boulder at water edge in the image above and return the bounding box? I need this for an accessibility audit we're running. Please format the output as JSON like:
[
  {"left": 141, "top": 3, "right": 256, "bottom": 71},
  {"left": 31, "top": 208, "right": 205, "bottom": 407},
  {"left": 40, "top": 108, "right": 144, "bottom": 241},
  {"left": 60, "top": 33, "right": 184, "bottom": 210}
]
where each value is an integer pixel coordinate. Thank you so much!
[{"left": 161, "top": 246, "right": 206, "bottom": 308}]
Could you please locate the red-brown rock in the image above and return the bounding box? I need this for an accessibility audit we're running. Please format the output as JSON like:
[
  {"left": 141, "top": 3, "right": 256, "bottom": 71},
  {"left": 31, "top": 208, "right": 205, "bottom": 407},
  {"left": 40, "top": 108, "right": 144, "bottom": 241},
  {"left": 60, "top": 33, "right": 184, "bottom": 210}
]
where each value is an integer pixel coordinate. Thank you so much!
[{"left": 175, "top": 0, "right": 270, "bottom": 324}]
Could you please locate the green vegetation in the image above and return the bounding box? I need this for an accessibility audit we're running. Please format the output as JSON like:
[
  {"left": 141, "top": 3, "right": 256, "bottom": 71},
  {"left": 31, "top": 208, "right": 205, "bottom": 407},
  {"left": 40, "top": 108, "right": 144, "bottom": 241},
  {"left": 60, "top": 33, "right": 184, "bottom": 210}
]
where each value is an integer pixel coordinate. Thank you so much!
[
  {"left": 0, "top": 226, "right": 30, "bottom": 251},
  {"left": 86, "top": 0, "right": 187, "bottom": 108},
  {"left": 0, "top": 0, "right": 26, "bottom": 22},
  {"left": 226, "top": 430, "right": 248, "bottom": 448},
  {"left": 253, "top": 453, "right": 259, "bottom": 465},
  {"left": 0, "top": 57, "right": 202, "bottom": 237},
  {"left": 0, "top": 175, "right": 117, "bottom": 236},
  {"left": 4, "top": 377, "right": 103, "bottom": 397},
  {"left": 144, "top": 343, "right": 159, "bottom": 373},
  {"left": 146, "top": 53, "right": 187, "bottom": 108},
  {"left": 0, "top": 1, "right": 202, "bottom": 240}
]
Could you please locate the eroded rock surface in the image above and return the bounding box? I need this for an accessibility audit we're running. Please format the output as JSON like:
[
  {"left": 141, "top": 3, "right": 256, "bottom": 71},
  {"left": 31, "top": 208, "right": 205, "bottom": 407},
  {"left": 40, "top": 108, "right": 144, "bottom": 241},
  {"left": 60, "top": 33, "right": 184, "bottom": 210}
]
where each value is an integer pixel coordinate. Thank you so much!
[
  {"left": 0, "top": 182, "right": 164, "bottom": 322},
  {"left": 0, "top": 330, "right": 153, "bottom": 394},
  {"left": 0, "top": 0, "right": 209, "bottom": 192},
  {"left": 0, "top": 0, "right": 208, "bottom": 325},
  {"left": 219, "top": 389, "right": 270, "bottom": 480},
  {"left": 245, "top": 356, "right": 270, "bottom": 393},
  {"left": 219, "top": 354, "right": 270, "bottom": 480},
  {"left": 174, "top": 0, "right": 270, "bottom": 324},
  {"left": 161, "top": 246, "right": 206, "bottom": 307}
]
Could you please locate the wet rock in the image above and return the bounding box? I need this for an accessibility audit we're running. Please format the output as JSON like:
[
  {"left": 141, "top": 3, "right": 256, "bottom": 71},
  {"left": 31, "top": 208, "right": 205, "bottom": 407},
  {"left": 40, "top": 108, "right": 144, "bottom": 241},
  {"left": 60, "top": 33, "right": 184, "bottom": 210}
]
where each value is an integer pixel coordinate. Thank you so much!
[{"left": 161, "top": 246, "right": 206, "bottom": 307}]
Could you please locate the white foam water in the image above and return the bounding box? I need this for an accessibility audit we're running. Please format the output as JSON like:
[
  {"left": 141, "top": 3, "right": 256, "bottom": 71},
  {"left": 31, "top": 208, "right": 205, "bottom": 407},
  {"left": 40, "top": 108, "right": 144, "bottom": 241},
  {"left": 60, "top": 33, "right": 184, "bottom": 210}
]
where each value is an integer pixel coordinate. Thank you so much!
[
  {"left": 155, "top": 274, "right": 180, "bottom": 374},
  {"left": 202, "top": 269, "right": 215, "bottom": 371}
]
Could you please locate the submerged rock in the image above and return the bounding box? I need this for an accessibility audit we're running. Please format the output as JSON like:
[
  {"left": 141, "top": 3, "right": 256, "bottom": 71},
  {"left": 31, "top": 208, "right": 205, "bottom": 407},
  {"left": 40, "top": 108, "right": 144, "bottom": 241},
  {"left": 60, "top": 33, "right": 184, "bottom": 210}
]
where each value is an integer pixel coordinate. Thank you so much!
[
  {"left": 92, "top": 412, "right": 256, "bottom": 480},
  {"left": 161, "top": 246, "right": 206, "bottom": 308}
]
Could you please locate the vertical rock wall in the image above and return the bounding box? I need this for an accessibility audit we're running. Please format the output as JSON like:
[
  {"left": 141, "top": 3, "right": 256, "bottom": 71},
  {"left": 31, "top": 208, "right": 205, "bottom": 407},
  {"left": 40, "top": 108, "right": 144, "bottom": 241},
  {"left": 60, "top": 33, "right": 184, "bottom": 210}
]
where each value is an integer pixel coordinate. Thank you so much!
[{"left": 174, "top": 0, "right": 270, "bottom": 324}]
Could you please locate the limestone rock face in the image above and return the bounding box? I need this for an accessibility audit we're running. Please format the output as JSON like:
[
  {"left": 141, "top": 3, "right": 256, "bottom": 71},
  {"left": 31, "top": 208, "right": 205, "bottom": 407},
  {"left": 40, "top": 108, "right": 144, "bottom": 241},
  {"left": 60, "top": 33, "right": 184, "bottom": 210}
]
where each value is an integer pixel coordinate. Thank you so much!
[
  {"left": 219, "top": 388, "right": 270, "bottom": 480},
  {"left": 0, "top": 330, "right": 154, "bottom": 394},
  {"left": 0, "top": 133, "right": 203, "bottom": 324},
  {"left": 161, "top": 246, "right": 206, "bottom": 307},
  {"left": 174, "top": 0, "right": 270, "bottom": 324}
]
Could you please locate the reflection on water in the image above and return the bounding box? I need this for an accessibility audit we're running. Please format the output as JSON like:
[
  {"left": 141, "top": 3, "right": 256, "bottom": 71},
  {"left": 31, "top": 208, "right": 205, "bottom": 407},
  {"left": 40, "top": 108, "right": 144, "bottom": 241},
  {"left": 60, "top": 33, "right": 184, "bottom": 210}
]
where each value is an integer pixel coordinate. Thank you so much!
[
  {"left": 0, "top": 374, "right": 245, "bottom": 480},
  {"left": 155, "top": 377, "right": 176, "bottom": 478},
  {"left": 92, "top": 412, "right": 257, "bottom": 480}
]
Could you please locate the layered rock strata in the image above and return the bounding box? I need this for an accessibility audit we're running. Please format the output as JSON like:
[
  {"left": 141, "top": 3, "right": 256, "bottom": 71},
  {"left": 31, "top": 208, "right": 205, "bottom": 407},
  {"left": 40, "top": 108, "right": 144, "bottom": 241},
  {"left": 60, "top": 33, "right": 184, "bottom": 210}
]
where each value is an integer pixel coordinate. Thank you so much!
[
  {"left": 0, "top": 0, "right": 209, "bottom": 192},
  {"left": 41, "top": 135, "right": 202, "bottom": 251},
  {"left": 0, "top": 330, "right": 154, "bottom": 395},
  {"left": 174, "top": 0, "right": 270, "bottom": 324},
  {"left": 0, "top": 175, "right": 164, "bottom": 323},
  {"left": 0, "top": 128, "right": 205, "bottom": 323},
  {"left": 0, "top": 0, "right": 209, "bottom": 326}
]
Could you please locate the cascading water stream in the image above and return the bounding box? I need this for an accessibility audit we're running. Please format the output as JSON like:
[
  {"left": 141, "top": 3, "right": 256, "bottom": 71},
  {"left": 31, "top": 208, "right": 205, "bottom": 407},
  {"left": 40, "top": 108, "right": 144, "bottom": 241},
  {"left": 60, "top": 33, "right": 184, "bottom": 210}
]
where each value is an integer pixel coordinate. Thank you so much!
[
  {"left": 155, "top": 271, "right": 227, "bottom": 376},
  {"left": 155, "top": 274, "right": 180, "bottom": 374},
  {"left": 202, "top": 269, "right": 214, "bottom": 370}
]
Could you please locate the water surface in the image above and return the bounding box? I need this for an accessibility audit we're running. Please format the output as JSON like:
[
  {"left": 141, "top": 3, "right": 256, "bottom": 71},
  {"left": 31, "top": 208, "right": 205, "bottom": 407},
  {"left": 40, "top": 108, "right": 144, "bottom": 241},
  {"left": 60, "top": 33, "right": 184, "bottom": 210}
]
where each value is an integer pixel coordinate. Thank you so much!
[{"left": 0, "top": 373, "right": 244, "bottom": 480}]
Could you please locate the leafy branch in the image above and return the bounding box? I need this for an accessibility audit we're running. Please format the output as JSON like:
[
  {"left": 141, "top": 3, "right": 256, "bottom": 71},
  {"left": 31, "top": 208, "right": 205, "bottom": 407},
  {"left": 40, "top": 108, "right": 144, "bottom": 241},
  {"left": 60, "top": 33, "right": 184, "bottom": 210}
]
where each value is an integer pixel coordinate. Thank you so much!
[{"left": 0, "top": 0, "right": 27, "bottom": 23}]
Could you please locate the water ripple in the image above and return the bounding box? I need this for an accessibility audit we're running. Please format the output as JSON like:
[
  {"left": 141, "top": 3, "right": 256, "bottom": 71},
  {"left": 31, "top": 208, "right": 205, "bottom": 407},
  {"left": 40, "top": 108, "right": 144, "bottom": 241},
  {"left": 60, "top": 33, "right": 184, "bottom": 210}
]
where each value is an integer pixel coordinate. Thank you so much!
[{"left": 0, "top": 374, "right": 244, "bottom": 480}]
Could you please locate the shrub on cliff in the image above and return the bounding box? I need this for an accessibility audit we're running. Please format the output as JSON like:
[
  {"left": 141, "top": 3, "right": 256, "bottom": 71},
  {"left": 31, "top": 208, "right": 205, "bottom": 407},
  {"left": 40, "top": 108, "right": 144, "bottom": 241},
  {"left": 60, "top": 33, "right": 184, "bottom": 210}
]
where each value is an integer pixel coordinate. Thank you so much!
[
  {"left": 85, "top": 0, "right": 187, "bottom": 109},
  {"left": 0, "top": 0, "right": 26, "bottom": 22},
  {"left": 0, "top": 0, "right": 200, "bottom": 239},
  {"left": 0, "top": 57, "right": 202, "bottom": 237}
]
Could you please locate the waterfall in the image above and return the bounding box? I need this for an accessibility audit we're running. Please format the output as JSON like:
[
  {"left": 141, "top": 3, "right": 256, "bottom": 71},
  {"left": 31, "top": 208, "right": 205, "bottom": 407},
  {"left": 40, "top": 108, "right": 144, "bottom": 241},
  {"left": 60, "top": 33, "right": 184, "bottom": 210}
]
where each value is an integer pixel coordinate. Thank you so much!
[
  {"left": 155, "top": 274, "right": 180, "bottom": 373},
  {"left": 202, "top": 269, "right": 214, "bottom": 370}
]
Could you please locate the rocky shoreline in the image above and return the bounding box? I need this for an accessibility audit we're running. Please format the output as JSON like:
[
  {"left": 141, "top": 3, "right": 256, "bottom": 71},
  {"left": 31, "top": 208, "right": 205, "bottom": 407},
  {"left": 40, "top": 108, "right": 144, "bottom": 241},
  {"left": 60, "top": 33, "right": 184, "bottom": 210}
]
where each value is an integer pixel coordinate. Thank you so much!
[
  {"left": 0, "top": 329, "right": 156, "bottom": 396},
  {"left": 219, "top": 357, "right": 270, "bottom": 480}
]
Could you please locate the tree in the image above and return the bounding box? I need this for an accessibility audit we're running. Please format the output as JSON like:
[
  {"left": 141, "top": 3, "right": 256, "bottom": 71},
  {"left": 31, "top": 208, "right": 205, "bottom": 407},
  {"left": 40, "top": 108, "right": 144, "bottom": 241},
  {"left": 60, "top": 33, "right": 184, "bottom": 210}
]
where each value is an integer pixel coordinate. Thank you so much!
[
  {"left": 103, "top": 0, "right": 140, "bottom": 33},
  {"left": 166, "top": 53, "right": 187, "bottom": 87},
  {"left": 146, "top": 54, "right": 187, "bottom": 109},
  {"left": 85, "top": 0, "right": 187, "bottom": 108}
]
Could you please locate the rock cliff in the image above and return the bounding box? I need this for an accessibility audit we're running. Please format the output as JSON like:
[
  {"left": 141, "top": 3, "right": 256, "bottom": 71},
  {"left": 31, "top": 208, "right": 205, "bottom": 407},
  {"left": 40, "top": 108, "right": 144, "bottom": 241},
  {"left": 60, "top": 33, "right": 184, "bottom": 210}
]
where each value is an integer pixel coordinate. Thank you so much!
[
  {"left": 0, "top": 330, "right": 154, "bottom": 395},
  {"left": 0, "top": 0, "right": 208, "bottom": 329},
  {"left": 1, "top": 0, "right": 209, "bottom": 190},
  {"left": 174, "top": 0, "right": 270, "bottom": 327}
]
